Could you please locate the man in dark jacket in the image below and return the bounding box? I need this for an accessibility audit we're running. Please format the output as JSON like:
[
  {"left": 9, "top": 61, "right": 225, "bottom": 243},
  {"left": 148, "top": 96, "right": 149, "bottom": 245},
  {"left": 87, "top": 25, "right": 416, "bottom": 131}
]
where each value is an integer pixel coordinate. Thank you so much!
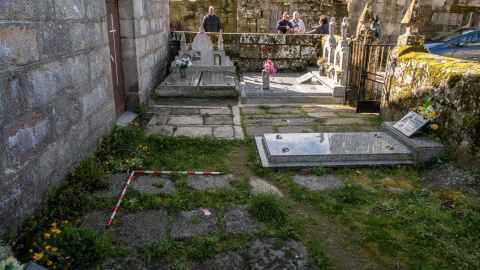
[
  {"left": 306, "top": 15, "right": 329, "bottom": 35},
  {"left": 203, "top": 6, "right": 221, "bottom": 32},
  {"left": 276, "top": 12, "right": 293, "bottom": 34}
]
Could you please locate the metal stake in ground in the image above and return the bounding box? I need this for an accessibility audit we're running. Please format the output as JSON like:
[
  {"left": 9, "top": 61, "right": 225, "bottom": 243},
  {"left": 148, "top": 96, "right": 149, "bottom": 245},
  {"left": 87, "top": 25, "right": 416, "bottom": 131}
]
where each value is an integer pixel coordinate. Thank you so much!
[
  {"left": 106, "top": 171, "right": 135, "bottom": 227},
  {"left": 135, "top": 170, "right": 224, "bottom": 175}
]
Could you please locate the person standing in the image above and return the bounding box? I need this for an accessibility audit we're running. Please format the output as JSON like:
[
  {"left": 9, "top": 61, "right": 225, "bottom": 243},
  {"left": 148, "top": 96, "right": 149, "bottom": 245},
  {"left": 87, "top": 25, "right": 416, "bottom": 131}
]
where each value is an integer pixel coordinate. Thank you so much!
[
  {"left": 277, "top": 12, "right": 293, "bottom": 34},
  {"left": 203, "top": 6, "right": 221, "bottom": 32},
  {"left": 306, "top": 15, "right": 329, "bottom": 35},
  {"left": 370, "top": 14, "right": 383, "bottom": 42},
  {"left": 290, "top": 11, "right": 306, "bottom": 34}
]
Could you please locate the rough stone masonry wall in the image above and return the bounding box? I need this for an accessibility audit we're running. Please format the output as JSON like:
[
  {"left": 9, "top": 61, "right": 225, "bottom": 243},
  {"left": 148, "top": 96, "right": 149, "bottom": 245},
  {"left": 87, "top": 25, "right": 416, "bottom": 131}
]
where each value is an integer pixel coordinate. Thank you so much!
[
  {"left": 170, "top": 31, "right": 326, "bottom": 72},
  {"left": 169, "top": 0, "right": 238, "bottom": 33},
  {"left": 381, "top": 46, "right": 480, "bottom": 169},
  {"left": 348, "top": 0, "right": 480, "bottom": 43},
  {"left": 119, "top": 0, "right": 170, "bottom": 111},
  {"left": 0, "top": 0, "right": 114, "bottom": 234}
]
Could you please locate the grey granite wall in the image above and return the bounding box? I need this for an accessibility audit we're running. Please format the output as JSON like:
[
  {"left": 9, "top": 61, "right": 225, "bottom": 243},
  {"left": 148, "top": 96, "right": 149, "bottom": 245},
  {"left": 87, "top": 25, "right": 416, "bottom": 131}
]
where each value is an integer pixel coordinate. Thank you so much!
[
  {"left": 119, "top": 0, "right": 170, "bottom": 111},
  {"left": 170, "top": 31, "right": 327, "bottom": 72},
  {"left": 0, "top": 0, "right": 170, "bottom": 235}
]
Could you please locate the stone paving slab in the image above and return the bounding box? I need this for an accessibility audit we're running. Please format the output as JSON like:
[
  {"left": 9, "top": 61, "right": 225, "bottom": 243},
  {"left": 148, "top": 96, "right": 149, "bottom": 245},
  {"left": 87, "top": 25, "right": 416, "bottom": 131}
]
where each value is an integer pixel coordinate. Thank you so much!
[
  {"left": 213, "top": 126, "right": 235, "bottom": 139},
  {"left": 94, "top": 174, "right": 129, "bottom": 198},
  {"left": 277, "top": 126, "right": 315, "bottom": 133},
  {"left": 80, "top": 210, "right": 112, "bottom": 233},
  {"left": 170, "top": 207, "right": 220, "bottom": 239},
  {"left": 153, "top": 116, "right": 169, "bottom": 125},
  {"left": 293, "top": 175, "right": 345, "bottom": 191},
  {"left": 248, "top": 238, "right": 308, "bottom": 270},
  {"left": 324, "top": 118, "right": 372, "bottom": 125},
  {"left": 113, "top": 210, "right": 168, "bottom": 247},
  {"left": 147, "top": 107, "right": 172, "bottom": 115},
  {"left": 224, "top": 204, "right": 265, "bottom": 234},
  {"left": 147, "top": 115, "right": 158, "bottom": 126},
  {"left": 244, "top": 114, "right": 307, "bottom": 119},
  {"left": 232, "top": 105, "right": 242, "bottom": 126},
  {"left": 204, "top": 116, "right": 233, "bottom": 125},
  {"left": 243, "top": 118, "right": 317, "bottom": 126},
  {"left": 307, "top": 112, "right": 337, "bottom": 118},
  {"left": 250, "top": 176, "right": 283, "bottom": 196},
  {"left": 246, "top": 126, "right": 275, "bottom": 136},
  {"left": 234, "top": 126, "right": 245, "bottom": 140},
  {"left": 242, "top": 107, "right": 266, "bottom": 114},
  {"left": 186, "top": 174, "right": 235, "bottom": 190},
  {"left": 268, "top": 107, "right": 302, "bottom": 114},
  {"left": 168, "top": 116, "right": 204, "bottom": 125},
  {"left": 145, "top": 125, "right": 175, "bottom": 136},
  {"left": 190, "top": 251, "right": 247, "bottom": 270},
  {"left": 174, "top": 127, "right": 213, "bottom": 137},
  {"left": 132, "top": 175, "right": 177, "bottom": 194},
  {"left": 200, "top": 108, "right": 231, "bottom": 115},
  {"left": 419, "top": 164, "right": 476, "bottom": 190},
  {"left": 303, "top": 106, "right": 356, "bottom": 113},
  {"left": 170, "top": 108, "right": 200, "bottom": 115}
]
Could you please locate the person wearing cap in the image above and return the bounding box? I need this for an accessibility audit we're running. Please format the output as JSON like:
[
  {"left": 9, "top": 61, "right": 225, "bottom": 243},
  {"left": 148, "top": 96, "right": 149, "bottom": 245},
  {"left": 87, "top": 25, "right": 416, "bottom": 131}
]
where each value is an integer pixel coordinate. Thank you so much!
[
  {"left": 203, "top": 6, "right": 221, "bottom": 32},
  {"left": 370, "top": 14, "right": 383, "bottom": 41}
]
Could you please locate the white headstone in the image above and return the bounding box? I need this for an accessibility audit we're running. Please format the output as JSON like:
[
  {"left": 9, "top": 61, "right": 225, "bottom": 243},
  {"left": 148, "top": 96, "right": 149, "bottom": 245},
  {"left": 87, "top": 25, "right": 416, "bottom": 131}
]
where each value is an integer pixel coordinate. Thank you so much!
[{"left": 393, "top": 111, "right": 430, "bottom": 137}]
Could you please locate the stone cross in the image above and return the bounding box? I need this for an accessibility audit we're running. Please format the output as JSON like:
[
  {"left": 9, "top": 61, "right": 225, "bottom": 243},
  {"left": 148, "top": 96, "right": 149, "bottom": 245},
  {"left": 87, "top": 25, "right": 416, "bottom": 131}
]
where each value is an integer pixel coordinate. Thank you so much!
[
  {"left": 329, "top": 17, "right": 335, "bottom": 37},
  {"left": 196, "top": 9, "right": 206, "bottom": 32},
  {"left": 180, "top": 31, "right": 187, "bottom": 50},
  {"left": 341, "top": 17, "right": 349, "bottom": 41}
]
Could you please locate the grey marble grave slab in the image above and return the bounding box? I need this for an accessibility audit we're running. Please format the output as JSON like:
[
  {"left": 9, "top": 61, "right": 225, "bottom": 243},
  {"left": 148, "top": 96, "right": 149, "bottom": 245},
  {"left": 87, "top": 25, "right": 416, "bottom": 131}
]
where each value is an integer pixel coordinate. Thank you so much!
[
  {"left": 159, "top": 71, "right": 202, "bottom": 90},
  {"left": 242, "top": 73, "right": 332, "bottom": 97},
  {"left": 255, "top": 132, "right": 416, "bottom": 168},
  {"left": 198, "top": 72, "right": 236, "bottom": 90},
  {"left": 382, "top": 122, "right": 445, "bottom": 162}
]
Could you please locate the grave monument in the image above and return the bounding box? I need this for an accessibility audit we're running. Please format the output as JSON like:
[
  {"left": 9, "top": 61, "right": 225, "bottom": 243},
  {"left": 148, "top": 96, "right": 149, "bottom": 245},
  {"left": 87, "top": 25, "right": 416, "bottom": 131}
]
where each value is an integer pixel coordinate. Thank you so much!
[{"left": 155, "top": 9, "right": 237, "bottom": 97}]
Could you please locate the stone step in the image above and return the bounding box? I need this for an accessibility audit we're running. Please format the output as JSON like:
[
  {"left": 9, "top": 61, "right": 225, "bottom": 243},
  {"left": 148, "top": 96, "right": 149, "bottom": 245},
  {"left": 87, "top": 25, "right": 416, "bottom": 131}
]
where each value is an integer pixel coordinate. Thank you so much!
[{"left": 256, "top": 132, "right": 416, "bottom": 168}]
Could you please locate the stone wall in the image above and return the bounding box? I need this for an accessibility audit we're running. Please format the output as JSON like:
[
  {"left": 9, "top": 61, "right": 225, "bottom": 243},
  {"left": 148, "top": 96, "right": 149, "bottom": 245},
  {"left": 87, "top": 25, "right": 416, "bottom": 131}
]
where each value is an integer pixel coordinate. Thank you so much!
[
  {"left": 381, "top": 46, "right": 480, "bottom": 168},
  {"left": 169, "top": 0, "right": 238, "bottom": 33},
  {"left": 0, "top": 0, "right": 170, "bottom": 235},
  {"left": 348, "top": 0, "right": 480, "bottom": 43},
  {"left": 169, "top": 0, "right": 347, "bottom": 34},
  {"left": 170, "top": 31, "right": 327, "bottom": 72},
  {"left": 119, "top": 0, "right": 170, "bottom": 110}
]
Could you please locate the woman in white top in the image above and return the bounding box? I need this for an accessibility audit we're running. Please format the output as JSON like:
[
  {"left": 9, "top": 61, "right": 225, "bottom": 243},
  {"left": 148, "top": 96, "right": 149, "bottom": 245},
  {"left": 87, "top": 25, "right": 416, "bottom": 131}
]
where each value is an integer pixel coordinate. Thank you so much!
[{"left": 290, "top": 11, "right": 306, "bottom": 34}]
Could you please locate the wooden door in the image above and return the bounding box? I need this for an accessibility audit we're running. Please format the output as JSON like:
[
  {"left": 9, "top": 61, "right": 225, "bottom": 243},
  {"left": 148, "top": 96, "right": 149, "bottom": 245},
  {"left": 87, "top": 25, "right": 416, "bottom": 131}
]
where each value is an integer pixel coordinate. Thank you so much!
[
  {"left": 106, "top": 0, "right": 126, "bottom": 119},
  {"left": 269, "top": 4, "right": 289, "bottom": 33}
]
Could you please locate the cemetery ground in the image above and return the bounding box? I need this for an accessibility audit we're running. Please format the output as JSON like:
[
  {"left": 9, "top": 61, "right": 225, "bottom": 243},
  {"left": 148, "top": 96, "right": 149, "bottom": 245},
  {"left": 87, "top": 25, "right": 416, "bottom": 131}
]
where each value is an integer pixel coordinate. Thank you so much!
[{"left": 4, "top": 99, "right": 480, "bottom": 270}]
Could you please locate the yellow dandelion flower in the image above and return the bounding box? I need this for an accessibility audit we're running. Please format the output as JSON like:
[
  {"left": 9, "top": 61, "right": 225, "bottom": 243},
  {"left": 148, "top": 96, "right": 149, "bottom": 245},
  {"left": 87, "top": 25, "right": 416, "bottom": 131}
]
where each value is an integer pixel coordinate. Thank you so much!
[
  {"left": 29, "top": 249, "right": 33, "bottom": 253},
  {"left": 106, "top": 171, "right": 109, "bottom": 174},
  {"left": 44, "top": 233, "right": 51, "bottom": 239},
  {"left": 33, "top": 253, "right": 43, "bottom": 261},
  {"left": 131, "top": 159, "right": 135, "bottom": 161},
  {"left": 51, "top": 247, "right": 58, "bottom": 252},
  {"left": 33, "top": 242, "right": 37, "bottom": 246},
  {"left": 47, "top": 261, "right": 53, "bottom": 266},
  {"left": 148, "top": 152, "right": 151, "bottom": 155},
  {"left": 45, "top": 245, "right": 51, "bottom": 250},
  {"left": 62, "top": 220, "right": 68, "bottom": 224},
  {"left": 161, "top": 145, "right": 164, "bottom": 148},
  {"left": 52, "top": 222, "right": 57, "bottom": 227},
  {"left": 139, "top": 145, "right": 142, "bottom": 148},
  {"left": 431, "top": 124, "right": 439, "bottom": 130}
]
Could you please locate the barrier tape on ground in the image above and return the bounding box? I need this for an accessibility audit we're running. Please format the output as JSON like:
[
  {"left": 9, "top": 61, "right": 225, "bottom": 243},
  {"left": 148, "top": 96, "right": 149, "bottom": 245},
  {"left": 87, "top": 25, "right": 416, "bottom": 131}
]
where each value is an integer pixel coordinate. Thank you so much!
[
  {"left": 106, "top": 170, "right": 224, "bottom": 227},
  {"left": 107, "top": 171, "right": 135, "bottom": 227}
]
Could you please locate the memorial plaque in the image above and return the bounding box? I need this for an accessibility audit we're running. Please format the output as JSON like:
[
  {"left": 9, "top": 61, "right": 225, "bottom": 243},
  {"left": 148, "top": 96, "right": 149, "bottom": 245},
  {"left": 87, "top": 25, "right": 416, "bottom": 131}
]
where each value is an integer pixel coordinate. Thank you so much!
[
  {"left": 296, "top": 72, "right": 314, "bottom": 84},
  {"left": 193, "top": 51, "right": 201, "bottom": 61},
  {"left": 393, "top": 111, "right": 430, "bottom": 137}
]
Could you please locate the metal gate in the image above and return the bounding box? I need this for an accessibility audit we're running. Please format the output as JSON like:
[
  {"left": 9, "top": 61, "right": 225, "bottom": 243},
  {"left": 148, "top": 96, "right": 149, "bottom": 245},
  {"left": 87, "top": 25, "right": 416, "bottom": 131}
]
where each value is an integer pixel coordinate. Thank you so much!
[{"left": 345, "top": 39, "right": 395, "bottom": 113}]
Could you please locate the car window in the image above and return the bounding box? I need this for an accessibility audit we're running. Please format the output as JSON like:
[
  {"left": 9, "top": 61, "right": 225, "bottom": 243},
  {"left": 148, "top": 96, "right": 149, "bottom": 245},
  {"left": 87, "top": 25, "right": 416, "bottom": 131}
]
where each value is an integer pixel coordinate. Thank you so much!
[
  {"left": 431, "top": 28, "right": 476, "bottom": 43},
  {"left": 466, "top": 32, "right": 480, "bottom": 46}
]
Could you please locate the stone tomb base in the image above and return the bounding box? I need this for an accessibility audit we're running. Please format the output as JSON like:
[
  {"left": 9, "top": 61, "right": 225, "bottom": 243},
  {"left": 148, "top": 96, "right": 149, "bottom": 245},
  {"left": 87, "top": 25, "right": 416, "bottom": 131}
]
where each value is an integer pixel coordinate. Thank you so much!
[
  {"left": 155, "top": 67, "right": 238, "bottom": 97},
  {"left": 241, "top": 73, "right": 345, "bottom": 104},
  {"left": 256, "top": 122, "right": 444, "bottom": 168}
]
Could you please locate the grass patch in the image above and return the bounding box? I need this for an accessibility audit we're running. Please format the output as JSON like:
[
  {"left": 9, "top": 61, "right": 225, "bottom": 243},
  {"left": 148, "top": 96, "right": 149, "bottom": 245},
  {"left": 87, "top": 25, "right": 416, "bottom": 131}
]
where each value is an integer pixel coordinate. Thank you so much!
[{"left": 247, "top": 192, "right": 287, "bottom": 225}]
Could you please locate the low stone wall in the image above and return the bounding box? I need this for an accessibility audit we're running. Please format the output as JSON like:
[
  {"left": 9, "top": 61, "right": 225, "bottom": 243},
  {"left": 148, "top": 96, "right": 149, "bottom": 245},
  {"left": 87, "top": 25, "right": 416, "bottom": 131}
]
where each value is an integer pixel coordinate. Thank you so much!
[
  {"left": 381, "top": 46, "right": 480, "bottom": 168},
  {"left": 170, "top": 31, "right": 327, "bottom": 72}
]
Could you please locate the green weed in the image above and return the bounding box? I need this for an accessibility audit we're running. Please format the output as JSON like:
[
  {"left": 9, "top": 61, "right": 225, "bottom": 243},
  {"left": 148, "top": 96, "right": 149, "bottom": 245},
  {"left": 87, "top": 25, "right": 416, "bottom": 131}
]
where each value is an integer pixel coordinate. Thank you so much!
[
  {"left": 313, "top": 165, "right": 327, "bottom": 177},
  {"left": 138, "top": 238, "right": 181, "bottom": 261},
  {"left": 188, "top": 235, "right": 220, "bottom": 262},
  {"left": 247, "top": 192, "right": 287, "bottom": 225}
]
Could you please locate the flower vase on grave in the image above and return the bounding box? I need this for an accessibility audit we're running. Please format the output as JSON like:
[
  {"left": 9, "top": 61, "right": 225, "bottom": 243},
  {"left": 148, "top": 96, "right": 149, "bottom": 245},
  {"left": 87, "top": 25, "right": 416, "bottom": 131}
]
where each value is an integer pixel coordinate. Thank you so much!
[
  {"left": 262, "top": 70, "right": 270, "bottom": 89},
  {"left": 319, "top": 67, "right": 326, "bottom": 76},
  {"left": 180, "top": 68, "right": 187, "bottom": 78}
]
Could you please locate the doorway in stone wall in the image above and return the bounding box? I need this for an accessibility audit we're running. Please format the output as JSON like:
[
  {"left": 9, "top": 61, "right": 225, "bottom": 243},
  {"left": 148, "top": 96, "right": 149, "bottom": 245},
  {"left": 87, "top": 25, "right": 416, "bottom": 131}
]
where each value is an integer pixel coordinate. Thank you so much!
[
  {"left": 470, "top": 12, "right": 480, "bottom": 27},
  {"left": 106, "top": 0, "right": 126, "bottom": 119},
  {"left": 270, "top": 3, "right": 289, "bottom": 33}
]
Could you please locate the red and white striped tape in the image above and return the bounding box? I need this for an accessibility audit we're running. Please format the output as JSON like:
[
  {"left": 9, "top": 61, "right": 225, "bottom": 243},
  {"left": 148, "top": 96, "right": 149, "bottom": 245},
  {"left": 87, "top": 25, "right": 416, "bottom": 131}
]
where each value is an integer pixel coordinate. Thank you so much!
[
  {"left": 107, "top": 171, "right": 135, "bottom": 227},
  {"left": 135, "top": 170, "right": 223, "bottom": 175},
  {"left": 106, "top": 170, "right": 224, "bottom": 227}
]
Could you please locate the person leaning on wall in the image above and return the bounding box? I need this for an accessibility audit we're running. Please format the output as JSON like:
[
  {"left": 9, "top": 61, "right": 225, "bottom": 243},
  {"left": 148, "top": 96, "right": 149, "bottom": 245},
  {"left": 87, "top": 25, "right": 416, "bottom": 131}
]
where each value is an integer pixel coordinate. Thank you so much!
[
  {"left": 370, "top": 14, "right": 383, "bottom": 42},
  {"left": 203, "top": 6, "right": 221, "bottom": 32},
  {"left": 306, "top": 15, "right": 329, "bottom": 35},
  {"left": 290, "top": 11, "right": 306, "bottom": 34},
  {"left": 277, "top": 12, "right": 294, "bottom": 34}
]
